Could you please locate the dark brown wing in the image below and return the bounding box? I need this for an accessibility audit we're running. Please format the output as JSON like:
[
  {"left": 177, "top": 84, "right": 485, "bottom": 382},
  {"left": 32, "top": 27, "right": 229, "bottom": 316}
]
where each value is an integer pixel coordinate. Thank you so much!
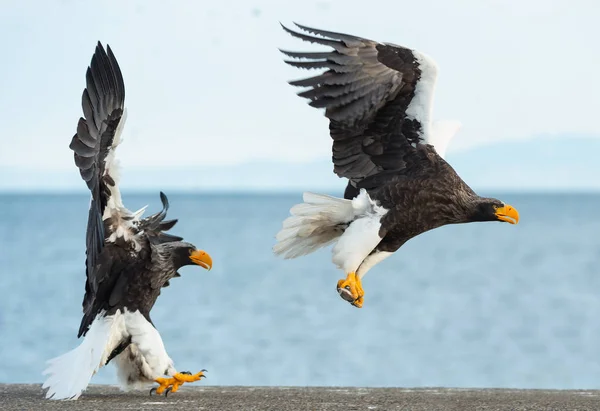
[
  {"left": 281, "top": 23, "right": 440, "bottom": 198},
  {"left": 69, "top": 42, "right": 127, "bottom": 328},
  {"left": 77, "top": 192, "right": 182, "bottom": 337}
]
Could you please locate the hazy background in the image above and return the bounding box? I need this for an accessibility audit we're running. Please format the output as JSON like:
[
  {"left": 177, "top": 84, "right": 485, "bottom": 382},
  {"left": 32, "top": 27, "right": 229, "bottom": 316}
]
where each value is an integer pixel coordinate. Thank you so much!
[
  {"left": 1, "top": 0, "right": 599, "bottom": 192},
  {"left": 1, "top": 0, "right": 600, "bottom": 391}
]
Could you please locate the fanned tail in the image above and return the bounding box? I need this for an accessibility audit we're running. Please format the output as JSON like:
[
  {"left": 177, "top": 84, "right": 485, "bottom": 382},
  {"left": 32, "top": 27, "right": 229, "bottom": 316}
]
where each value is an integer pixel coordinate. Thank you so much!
[
  {"left": 273, "top": 192, "right": 357, "bottom": 259},
  {"left": 42, "top": 312, "right": 125, "bottom": 400}
]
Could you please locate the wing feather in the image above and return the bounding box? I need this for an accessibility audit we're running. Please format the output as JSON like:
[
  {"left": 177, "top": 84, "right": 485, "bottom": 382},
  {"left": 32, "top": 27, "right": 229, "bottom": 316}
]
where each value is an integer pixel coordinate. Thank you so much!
[
  {"left": 70, "top": 42, "right": 131, "bottom": 327},
  {"left": 281, "top": 23, "right": 442, "bottom": 197}
]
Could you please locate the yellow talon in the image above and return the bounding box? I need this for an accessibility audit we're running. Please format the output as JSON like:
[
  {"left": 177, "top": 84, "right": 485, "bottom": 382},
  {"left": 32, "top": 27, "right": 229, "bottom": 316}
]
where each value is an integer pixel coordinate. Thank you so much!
[
  {"left": 152, "top": 370, "right": 206, "bottom": 396},
  {"left": 173, "top": 371, "right": 206, "bottom": 383},
  {"left": 336, "top": 272, "right": 364, "bottom": 308}
]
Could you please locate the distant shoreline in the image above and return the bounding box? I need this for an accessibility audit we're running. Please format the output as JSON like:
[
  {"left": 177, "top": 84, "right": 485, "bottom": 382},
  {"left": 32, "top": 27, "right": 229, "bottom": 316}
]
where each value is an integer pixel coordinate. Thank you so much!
[
  {"left": 4, "top": 384, "right": 599, "bottom": 411},
  {"left": 2, "top": 190, "right": 600, "bottom": 196}
]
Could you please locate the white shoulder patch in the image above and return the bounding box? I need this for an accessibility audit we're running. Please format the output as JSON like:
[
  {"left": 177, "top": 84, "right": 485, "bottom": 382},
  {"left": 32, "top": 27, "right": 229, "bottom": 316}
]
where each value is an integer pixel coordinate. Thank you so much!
[
  {"left": 100, "top": 107, "right": 142, "bottom": 248},
  {"left": 405, "top": 50, "right": 439, "bottom": 141},
  {"left": 112, "top": 107, "right": 127, "bottom": 149}
]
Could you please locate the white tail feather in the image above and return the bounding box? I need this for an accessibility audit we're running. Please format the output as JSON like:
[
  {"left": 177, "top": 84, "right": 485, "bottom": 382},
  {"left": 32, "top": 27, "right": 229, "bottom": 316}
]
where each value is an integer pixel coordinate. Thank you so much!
[
  {"left": 274, "top": 190, "right": 379, "bottom": 259},
  {"left": 42, "top": 312, "right": 126, "bottom": 400}
]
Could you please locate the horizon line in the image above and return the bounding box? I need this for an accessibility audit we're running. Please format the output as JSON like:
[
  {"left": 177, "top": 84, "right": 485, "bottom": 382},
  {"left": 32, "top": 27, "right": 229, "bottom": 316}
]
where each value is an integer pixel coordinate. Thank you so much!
[{"left": 2, "top": 188, "right": 600, "bottom": 195}]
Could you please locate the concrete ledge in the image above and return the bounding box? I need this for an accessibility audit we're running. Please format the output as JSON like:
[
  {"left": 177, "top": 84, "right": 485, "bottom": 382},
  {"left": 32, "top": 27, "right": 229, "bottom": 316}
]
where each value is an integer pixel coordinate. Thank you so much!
[{"left": 1, "top": 384, "right": 599, "bottom": 410}]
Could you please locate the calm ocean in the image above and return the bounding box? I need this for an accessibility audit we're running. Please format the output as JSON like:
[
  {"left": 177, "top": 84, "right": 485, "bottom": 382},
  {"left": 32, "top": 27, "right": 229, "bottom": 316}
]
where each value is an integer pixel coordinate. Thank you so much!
[{"left": 1, "top": 192, "right": 599, "bottom": 389}]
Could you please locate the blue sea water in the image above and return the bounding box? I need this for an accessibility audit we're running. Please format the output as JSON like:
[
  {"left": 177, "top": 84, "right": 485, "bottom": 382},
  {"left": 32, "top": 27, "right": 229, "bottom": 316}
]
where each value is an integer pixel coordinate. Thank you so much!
[{"left": 0, "top": 192, "right": 600, "bottom": 389}]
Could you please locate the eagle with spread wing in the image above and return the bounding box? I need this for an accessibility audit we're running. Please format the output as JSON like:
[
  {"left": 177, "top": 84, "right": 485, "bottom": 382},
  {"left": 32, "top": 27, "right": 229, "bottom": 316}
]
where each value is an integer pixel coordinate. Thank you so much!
[
  {"left": 274, "top": 24, "right": 519, "bottom": 308},
  {"left": 43, "top": 43, "right": 213, "bottom": 400}
]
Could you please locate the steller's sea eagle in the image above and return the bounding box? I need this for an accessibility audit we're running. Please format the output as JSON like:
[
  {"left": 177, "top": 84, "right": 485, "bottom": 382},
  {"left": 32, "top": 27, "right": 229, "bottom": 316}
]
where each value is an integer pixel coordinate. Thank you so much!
[
  {"left": 42, "top": 43, "right": 213, "bottom": 400},
  {"left": 274, "top": 23, "right": 520, "bottom": 308}
]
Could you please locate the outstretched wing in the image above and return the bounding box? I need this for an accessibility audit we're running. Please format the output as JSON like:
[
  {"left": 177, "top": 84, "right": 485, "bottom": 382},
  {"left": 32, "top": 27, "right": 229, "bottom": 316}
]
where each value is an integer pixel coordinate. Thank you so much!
[
  {"left": 69, "top": 42, "right": 134, "bottom": 328},
  {"left": 281, "top": 23, "right": 442, "bottom": 198}
]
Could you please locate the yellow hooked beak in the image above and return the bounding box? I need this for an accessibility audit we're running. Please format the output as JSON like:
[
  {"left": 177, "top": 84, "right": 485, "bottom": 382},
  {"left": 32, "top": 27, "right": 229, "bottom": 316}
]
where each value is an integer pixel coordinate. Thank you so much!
[
  {"left": 189, "top": 250, "right": 213, "bottom": 270},
  {"left": 495, "top": 204, "right": 519, "bottom": 224}
]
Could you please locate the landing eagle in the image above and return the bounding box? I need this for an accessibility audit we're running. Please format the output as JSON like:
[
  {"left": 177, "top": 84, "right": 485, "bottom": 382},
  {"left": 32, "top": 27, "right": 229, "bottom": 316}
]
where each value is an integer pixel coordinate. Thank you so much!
[
  {"left": 43, "top": 43, "right": 213, "bottom": 400},
  {"left": 274, "top": 24, "right": 519, "bottom": 308}
]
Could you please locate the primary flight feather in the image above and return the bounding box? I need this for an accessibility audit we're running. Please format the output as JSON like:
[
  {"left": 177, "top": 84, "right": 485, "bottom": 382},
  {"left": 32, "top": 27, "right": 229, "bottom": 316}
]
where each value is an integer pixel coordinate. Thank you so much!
[
  {"left": 274, "top": 23, "right": 519, "bottom": 308},
  {"left": 43, "top": 43, "right": 213, "bottom": 400}
]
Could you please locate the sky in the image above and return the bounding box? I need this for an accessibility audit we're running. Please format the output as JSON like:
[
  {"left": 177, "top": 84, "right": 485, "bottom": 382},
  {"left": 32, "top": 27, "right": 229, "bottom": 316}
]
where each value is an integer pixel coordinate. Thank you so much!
[{"left": 1, "top": 0, "right": 599, "bottom": 190}]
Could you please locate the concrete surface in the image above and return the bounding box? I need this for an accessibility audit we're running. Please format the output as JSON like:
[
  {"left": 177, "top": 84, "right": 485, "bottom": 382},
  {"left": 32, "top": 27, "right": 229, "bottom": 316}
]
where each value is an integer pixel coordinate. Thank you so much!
[{"left": 1, "top": 384, "right": 599, "bottom": 410}]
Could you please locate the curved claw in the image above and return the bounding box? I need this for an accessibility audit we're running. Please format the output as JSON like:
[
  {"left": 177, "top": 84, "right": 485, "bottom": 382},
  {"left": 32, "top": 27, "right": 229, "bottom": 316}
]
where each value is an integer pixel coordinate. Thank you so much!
[
  {"left": 201, "top": 369, "right": 207, "bottom": 373},
  {"left": 149, "top": 387, "right": 157, "bottom": 396},
  {"left": 180, "top": 371, "right": 192, "bottom": 375},
  {"left": 165, "top": 387, "right": 172, "bottom": 397},
  {"left": 337, "top": 272, "right": 364, "bottom": 307},
  {"left": 351, "top": 296, "right": 364, "bottom": 308}
]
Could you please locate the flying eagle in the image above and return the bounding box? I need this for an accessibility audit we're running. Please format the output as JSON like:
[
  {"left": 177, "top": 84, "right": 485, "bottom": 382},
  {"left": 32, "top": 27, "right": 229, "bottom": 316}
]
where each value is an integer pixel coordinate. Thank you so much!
[
  {"left": 42, "top": 43, "right": 213, "bottom": 400},
  {"left": 274, "top": 23, "right": 519, "bottom": 308}
]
